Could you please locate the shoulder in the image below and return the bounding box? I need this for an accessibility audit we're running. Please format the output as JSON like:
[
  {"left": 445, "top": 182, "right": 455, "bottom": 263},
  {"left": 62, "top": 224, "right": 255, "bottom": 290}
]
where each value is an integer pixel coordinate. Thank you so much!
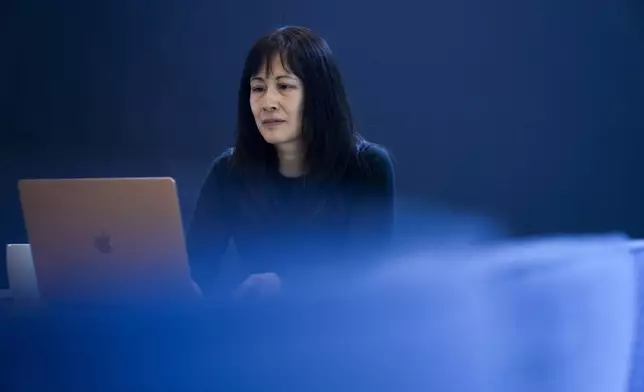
[
  {"left": 211, "top": 148, "right": 234, "bottom": 170},
  {"left": 202, "top": 148, "right": 235, "bottom": 186},
  {"left": 355, "top": 141, "right": 395, "bottom": 180},
  {"left": 208, "top": 148, "right": 236, "bottom": 175}
]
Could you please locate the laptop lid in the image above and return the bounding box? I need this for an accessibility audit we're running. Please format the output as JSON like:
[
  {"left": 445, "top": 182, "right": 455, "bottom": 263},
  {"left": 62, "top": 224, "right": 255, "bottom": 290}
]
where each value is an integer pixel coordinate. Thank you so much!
[{"left": 18, "top": 177, "right": 194, "bottom": 302}]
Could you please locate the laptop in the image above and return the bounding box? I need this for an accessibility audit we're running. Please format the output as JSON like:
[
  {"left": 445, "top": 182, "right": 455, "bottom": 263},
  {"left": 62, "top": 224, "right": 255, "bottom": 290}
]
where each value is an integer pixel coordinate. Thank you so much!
[{"left": 18, "top": 177, "right": 196, "bottom": 303}]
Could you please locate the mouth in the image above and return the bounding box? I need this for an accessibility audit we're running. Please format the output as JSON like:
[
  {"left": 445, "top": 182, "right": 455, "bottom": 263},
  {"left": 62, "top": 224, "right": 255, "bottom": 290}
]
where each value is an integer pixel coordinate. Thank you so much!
[{"left": 262, "top": 119, "right": 285, "bottom": 125}]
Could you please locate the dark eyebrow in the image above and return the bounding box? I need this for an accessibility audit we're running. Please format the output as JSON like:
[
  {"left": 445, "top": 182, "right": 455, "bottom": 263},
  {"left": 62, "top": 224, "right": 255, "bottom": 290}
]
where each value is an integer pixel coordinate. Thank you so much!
[{"left": 250, "top": 75, "right": 297, "bottom": 83}]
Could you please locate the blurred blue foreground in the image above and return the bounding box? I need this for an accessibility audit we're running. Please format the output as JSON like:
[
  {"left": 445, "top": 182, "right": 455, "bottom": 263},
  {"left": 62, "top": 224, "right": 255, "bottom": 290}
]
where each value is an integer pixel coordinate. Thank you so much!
[{"left": 0, "top": 234, "right": 637, "bottom": 392}]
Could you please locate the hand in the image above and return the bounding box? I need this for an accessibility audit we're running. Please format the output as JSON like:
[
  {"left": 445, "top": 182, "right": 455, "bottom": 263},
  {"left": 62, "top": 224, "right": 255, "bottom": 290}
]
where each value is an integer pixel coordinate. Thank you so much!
[{"left": 233, "top": 272, "right": 282, "bottom": 300}]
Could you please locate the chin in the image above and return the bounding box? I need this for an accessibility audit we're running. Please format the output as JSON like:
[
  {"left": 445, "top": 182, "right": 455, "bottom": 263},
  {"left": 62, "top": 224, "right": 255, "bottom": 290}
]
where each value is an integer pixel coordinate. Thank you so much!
[
  {"left": 260, "top": 135, "right": 285, "bottom": 145},
  {"left": 259, "top": 130, "right": 299, "bottom": 145}
]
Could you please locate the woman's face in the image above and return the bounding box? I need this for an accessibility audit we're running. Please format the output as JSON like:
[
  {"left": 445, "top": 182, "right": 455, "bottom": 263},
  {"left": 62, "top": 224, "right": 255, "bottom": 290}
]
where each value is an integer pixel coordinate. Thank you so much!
[{"left": 249, "top": 56, "right": 304, "bottom": 146}]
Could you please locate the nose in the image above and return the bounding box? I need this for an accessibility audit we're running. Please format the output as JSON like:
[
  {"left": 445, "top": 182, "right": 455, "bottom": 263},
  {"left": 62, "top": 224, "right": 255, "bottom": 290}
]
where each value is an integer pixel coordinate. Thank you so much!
[
  {"left": 262, "top": 103, "right": 278, "bottom": 112},
  {"left": 261, "top": 87, "right": 279, "bottom": 112}
]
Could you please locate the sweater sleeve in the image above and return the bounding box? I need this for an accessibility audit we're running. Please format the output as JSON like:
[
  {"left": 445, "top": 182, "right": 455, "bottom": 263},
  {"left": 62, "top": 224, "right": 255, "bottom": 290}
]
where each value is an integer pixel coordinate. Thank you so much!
[
  {"left": 350, "top": 144, "right": 396, "bottom": 257},
  {"left": 186, "top": 151, "right": 234, "bottom": 293}
]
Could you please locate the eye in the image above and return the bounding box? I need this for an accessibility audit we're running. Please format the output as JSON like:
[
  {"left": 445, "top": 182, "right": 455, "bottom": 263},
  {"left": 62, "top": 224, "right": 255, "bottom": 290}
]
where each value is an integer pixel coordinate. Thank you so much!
[
  {"left": 250, "top": 86, "right": 265, "bottom": 93},
  {"left": 278, "top": 83, "right": 295, "bottom": 90}
]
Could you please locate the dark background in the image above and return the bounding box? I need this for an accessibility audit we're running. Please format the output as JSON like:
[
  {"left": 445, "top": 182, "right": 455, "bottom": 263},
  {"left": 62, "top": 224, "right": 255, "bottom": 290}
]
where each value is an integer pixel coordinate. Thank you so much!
[{"left": 2, "top": 0, "right": 644, "bottom": 286}]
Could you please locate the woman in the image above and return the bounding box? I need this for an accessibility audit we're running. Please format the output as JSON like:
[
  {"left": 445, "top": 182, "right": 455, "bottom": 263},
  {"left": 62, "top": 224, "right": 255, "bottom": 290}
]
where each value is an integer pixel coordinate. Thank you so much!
[{"left": 187, "top": 26, "right": 395, "bottom": 298}]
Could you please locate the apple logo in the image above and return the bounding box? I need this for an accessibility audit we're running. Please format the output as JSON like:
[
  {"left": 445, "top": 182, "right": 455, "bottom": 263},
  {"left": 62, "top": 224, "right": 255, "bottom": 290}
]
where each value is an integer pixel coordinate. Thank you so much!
[{"left": 94, "top": 231, "right": 113, "bottom": 254}]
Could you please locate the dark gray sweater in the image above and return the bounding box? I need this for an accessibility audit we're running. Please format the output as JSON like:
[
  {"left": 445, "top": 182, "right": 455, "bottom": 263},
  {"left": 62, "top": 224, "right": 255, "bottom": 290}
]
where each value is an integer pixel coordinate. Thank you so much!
[{"left": 186, "top": 143, "right": 395, "bottom": 292}]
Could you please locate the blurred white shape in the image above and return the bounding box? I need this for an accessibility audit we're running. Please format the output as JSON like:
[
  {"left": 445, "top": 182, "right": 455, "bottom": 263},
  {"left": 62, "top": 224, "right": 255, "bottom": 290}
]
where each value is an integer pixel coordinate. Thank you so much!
[
  {"left": 350, "top": 234, "right": 636, "bottom": 392},
  {"left": 6, "top": 244, "right": 40, "bottom": 299}
]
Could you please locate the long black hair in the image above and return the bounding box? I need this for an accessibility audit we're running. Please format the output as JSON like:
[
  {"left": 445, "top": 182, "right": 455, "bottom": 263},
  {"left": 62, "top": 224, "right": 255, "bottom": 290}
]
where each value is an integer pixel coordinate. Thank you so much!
[{"left": 231, "top": 26, "right": 363, "bottom": 187}]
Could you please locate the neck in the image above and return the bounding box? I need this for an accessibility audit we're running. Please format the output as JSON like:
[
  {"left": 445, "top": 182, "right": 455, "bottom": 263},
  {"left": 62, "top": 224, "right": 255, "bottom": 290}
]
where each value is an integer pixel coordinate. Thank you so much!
[{"left": 275, "top": 140, "right": 306, "bottom": 178}]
